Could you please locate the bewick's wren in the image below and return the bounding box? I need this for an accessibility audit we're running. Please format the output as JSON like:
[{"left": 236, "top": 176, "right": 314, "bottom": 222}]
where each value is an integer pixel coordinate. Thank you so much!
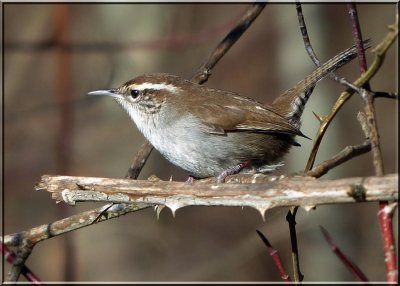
[{"left": 89, "top": 43, "right": 367, "bottom": 181}]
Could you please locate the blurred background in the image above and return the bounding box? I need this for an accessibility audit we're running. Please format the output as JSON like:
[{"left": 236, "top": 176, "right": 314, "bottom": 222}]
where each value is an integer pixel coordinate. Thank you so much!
[{"left": 3, "top": 3, "right": 398, "bottom": 282}]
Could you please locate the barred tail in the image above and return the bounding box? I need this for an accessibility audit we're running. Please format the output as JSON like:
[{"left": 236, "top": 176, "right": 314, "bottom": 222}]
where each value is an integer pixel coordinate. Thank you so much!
[{"left": 272, "top": 39, "right": 371, "bottom": 125}]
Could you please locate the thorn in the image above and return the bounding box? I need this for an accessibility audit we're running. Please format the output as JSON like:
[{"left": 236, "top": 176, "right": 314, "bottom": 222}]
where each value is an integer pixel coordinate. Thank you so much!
[
  {"left": 154, "top": 205, "right": 165, "bottom": 220},
  {"left": 165, "top": 202, "right": 185, "bottom": 218},
  {"left": 312, "top": 111, "right": 324, "bottom": 123},
  {"left": 255, "top": 205, "right": 270, "bottom": 221},
  {"left": 171, "top": 208, "right": 176, "bottom": 218},
  {"left": 302, "top": 205, "right": 316, "bottom": 212}
]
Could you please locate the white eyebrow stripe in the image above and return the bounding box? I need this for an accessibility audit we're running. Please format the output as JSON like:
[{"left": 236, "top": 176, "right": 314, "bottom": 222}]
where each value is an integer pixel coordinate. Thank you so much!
[{"left": 132, "top": 83, "right": 180, "bottom": 93}]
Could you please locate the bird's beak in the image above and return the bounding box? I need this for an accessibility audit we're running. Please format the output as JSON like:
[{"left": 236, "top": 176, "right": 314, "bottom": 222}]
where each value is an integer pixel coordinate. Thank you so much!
[{"left": 87, "top": 89, "right": 119, "bottom": 98}]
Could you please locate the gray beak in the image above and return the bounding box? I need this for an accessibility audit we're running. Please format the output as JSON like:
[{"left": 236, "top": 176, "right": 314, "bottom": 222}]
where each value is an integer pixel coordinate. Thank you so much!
[{"left": 87, "top": 89, "right": 118, "bottom": 97}]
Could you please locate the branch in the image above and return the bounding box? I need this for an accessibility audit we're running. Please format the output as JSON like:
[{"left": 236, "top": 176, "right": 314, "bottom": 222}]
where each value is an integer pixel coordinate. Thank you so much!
[
  {"left": 34, "top": 174, "right": 398, "bottom": 216},
  {"left": 6, "top": 173, "right": 394, "bottom": 279},
  {"left": 295, "top": 2, "right": 369, "bottom": 94},
  {"left": 320, "top": 226, "right": 368, "bottom": 282},
  {"left": 306, "top": 141, "right": 371, "bottom": 178},
  {"left": 191, "top": 3, "right": 266, "bottom": 84},
  {"left": 3, "top": 203, "right": 150, "bottom": 248},
  {"left": 377, "top": 202, "right": 399, "bottom": 282},
  {"left": 286, "top": 207, "right": 304, "bottom": 282},
  {"left": 306, "top": 111, "right": 372, "bottom": 179},
  {"left": 305, "top": 19, "right": 398, "bottom": 171},
  {"left": 256, "top": 230, "right": 291, "bottom": 282},
  {"left": 0, "top": 242, "right": 42, "bottom": 284},
  {"left": 347, "top": 3, "right": 369, "bottom": 75},
  {"left": 125, "top": 140, "right": 154, "bottom": 179}
]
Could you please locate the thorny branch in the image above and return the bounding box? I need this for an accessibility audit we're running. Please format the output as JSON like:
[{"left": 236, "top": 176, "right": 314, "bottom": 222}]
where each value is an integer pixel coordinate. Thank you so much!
[
  {"left": 33, "top": 174, "right": 398, "bottom": 211},
  {"left": 3, "top": 173, "right": 395, "bottom": 259}
]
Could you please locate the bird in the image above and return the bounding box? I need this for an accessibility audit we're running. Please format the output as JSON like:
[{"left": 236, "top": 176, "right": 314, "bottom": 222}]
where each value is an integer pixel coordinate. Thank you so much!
[{"left": 88, "top": 42, "right": 369, "bottom": 182}]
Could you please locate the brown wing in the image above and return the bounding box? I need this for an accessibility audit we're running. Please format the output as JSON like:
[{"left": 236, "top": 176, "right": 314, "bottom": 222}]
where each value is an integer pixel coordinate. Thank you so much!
[{"left": 187, "top": 89, "right": 306, "bottom": 137}]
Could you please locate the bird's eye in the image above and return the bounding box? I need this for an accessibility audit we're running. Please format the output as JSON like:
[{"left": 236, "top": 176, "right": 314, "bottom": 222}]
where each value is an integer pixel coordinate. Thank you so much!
[{"left": 130, "top": 89, "right": 140, "bottom": 98}]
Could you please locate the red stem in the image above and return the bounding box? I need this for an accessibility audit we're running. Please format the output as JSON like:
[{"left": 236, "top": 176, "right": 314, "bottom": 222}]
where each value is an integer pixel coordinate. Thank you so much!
[
  {"left": 256, "top": 230, "right": 291, "bottom": 282},
  {"left": 377, "top": 203, "right": 398, "bottom": 283},
  {"left": 320, "top": 226, "right": 368, "bottom": 282}
]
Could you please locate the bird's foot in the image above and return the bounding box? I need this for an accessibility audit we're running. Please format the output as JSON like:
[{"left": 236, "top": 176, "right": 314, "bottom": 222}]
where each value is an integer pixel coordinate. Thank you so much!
[{"left": 216, "top": 160, "right": 252, "bottom": 183}]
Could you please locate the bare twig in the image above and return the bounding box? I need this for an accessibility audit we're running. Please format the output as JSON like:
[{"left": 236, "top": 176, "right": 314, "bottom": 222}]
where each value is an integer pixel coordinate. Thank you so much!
[
  {"left": 1, "top": 242, "right": 42, "bottom": 284},
  {"left": 296, "top": 2, "right": 369, "bottom": 95},
  {"left": 347, "top": 4, "right": 384, "bottom": 173},
  {"left": 286, "top": 207, "right": 304, "bottom": 282},
  {"left": 7, "top": 239, "right": 34, "bottom": 282},
  {"left": 295, "top": 2, "right": 320, "bottom": 66},
  {"left": 360, "top": 90, "right": 384, "bottom": 176},
  {"left": 256, "top": 230, "right": 291, "bottom": 282},
  {"left": 320, "top": 226, "right": 368, "bottom": 282},
  {"left": 3, "top": 203, "right": 150, "bottom": 248},
  {"left": 374, "top": 91, "right": 398, "bottom": 99},
  {"left": 347, "top": 3, "right": 369, "bottom": 75},
  {"left": 305, "top": 19, "right": 398, "bottom": 171},
  {"left": 306, "top": 110, "right": 372, "bottom": 179},
  {"left": 125, "top": 140, "right": 154, "bottom": 179},
  {"left": 306, "top": 141, "right": 371, "bottom": 178},
  {"left": 191, "top": 3, "right": 266, "bottom": 84}
]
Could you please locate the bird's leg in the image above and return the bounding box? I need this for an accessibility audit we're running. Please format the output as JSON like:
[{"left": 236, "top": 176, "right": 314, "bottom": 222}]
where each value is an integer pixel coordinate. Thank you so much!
[{"left": 216, "top": 160, "right": 252, "bottom": 183}]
